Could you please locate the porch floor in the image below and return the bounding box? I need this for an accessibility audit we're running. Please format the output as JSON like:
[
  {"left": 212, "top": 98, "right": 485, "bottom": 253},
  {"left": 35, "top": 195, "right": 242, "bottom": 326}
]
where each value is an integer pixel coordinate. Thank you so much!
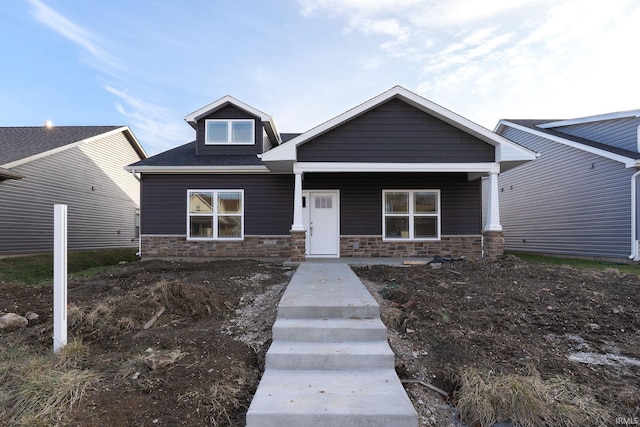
[{"left": 284, "top": 257, "right": 433, "bottom": 267}]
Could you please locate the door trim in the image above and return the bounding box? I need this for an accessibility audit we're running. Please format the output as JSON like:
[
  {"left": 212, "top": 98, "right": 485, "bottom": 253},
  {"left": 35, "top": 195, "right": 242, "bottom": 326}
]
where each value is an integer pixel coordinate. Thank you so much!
[{"left": 302, "top": 190, "right": 340, "bottom": 258}]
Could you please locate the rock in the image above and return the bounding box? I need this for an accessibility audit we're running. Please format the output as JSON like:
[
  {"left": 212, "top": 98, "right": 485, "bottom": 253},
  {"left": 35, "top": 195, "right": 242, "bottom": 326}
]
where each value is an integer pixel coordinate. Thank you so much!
[
  {"left": 585, "top": 323, "right": 600, "bottom": 331},
  {"left": 0, "top": 313, "right": 29, "bottom": 330},
  {"left": 25, "top": 311, "right": 39, "bottom": 322},
  {"left": 144, "top": 350, "right": 185, "bottom": 370}
]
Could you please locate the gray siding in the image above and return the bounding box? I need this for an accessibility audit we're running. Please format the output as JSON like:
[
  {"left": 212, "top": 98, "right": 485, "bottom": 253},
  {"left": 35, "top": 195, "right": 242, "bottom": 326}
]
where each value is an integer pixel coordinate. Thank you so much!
[
  {"left": 555, "top": 117, "right": 640, "bottom": 152},
  {"left": 0, "top": 132, "right": 142, "bottom": 255},
  {"left": 498, "top": 126, "right": 632, "bottom": 259},
  {"left": 298, "top": 98, "right": 495, "bottom": 163},
  {"left": 141, "top": 174, "right": 294, "bottom": 235},
  {"left": 195, "top": 105, "right": 262, "bottom": 156},
  {"left": 304, "top": 172, "right": 481, "bottom": 235}
]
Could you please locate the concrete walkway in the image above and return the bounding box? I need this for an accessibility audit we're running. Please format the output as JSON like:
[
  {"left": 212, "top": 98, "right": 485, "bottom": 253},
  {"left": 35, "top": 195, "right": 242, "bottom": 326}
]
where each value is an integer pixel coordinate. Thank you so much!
[{"left": 246, "top": 263, "right": 418, "bottom": 427}]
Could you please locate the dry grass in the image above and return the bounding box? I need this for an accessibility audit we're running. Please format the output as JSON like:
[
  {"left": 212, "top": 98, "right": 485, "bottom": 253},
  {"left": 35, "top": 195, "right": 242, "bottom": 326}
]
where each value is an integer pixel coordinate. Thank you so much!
[
  {"left": 177, "top": 381, "right": 244, "bottom": 426},
  {"left": 0, "top": 340, "right": 100, "bottom": 425},
  {"left": 455, "top": 367, "right": 611, "bottom": 427}
]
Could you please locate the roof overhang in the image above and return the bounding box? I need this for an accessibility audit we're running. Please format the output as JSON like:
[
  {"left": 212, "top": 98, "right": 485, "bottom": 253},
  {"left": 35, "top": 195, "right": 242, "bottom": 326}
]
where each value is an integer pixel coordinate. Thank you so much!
[
  {"left": 497, "top": 120, "right": 639, "bottom": 167},
  {"left": 0, "top": 167, "right": 24, "bottom": 180},
  {"left": 294, "top": 161, "right": 500, "bottom": 180},
  {"left": 262, "top": 86, "right": 536, "bottom": 173},
  {"left": 185, "top": 95, "right": 281, "bottom": 145},
  {"left": 538, "top": 109, "right": 640, "bottom": 129},
  {"left": 125, "top": 165, "right": 270, "bottom": 174}
]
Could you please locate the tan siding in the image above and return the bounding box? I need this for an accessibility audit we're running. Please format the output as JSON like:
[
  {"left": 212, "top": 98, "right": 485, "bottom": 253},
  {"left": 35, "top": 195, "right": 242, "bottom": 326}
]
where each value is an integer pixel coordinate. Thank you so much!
[{"left": 0, "top": 132, "right": 142, "bottom": 254}]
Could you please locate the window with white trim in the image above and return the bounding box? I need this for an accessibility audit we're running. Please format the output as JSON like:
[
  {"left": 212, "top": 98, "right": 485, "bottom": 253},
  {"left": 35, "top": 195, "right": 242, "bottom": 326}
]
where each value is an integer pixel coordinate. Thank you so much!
[
  {"left": 187, "top": 190, "right": 243, "bottom": 240},
  {"left": 205, "top": 119, "right": 254, "bottom": 144},
  {"left": 383, "top": 190, "right": 440, "bottom": 240}
]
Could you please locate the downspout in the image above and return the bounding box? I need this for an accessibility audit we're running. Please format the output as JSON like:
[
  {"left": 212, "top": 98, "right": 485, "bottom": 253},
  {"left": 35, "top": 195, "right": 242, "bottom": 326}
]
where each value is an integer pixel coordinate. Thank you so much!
[{"left": 629, "top": 168, "right": 640, "bottom": 260}]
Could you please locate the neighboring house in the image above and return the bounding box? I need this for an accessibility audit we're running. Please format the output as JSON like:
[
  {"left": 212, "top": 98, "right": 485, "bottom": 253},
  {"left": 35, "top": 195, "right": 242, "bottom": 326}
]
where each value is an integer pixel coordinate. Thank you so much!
[
  {"left": 126, "top": 86, "right": 536, "bottom": 261},
  {"left": 495, "top": 109, "right": 640, "bottom": 261},
  {"left": 0, "top": 125, "right": 146, "bottom": 255}
]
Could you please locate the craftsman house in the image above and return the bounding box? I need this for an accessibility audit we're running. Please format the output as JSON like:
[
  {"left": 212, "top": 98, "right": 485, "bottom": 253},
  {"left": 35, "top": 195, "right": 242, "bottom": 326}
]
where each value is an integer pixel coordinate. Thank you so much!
[
  {"left": 495, "top": 110, "right": 640, "bottom": 261},
  {"left": 126, "top": 86, "right": 536, "bottom": 261},
  {"left": 0, "top": 125, "right": 146, "bottom": 255}
]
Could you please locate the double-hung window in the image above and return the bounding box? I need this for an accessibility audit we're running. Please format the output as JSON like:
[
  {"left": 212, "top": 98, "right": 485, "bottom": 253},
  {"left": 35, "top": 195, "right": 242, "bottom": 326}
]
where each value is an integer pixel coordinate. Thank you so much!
[
  {"left": 187, "top": 190, "right": 243, "bottom": 240},
  {"left": 205, "top": 119, "right": 254, "bottom": 144},
  {"left": 383, "top": 190, "right": 440, "bottom": 240}
]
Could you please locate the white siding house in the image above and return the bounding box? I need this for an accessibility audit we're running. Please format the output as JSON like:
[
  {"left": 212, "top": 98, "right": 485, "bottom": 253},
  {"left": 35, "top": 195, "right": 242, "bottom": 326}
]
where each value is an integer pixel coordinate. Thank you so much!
[
  {"left": 0, "top": 126, "right": 146, "bottom": 255},
  {"left": 493, "top": 110, "right": 640, "bottom": 260}
]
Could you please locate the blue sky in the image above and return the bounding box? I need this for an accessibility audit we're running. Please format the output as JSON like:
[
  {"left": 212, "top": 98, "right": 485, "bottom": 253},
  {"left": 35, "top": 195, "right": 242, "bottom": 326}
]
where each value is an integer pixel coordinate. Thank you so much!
[{"left": 2, "top": 0, "right": 639, "bottom": 156}]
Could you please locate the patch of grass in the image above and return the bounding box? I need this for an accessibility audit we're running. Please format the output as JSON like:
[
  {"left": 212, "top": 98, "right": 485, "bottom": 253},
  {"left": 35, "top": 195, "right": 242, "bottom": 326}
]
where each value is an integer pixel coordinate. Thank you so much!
[
  {"left": 0, "top": 342, "right": 99, "bottom": 425},
  {"left": 509, "top": 252, "right": 640, "bottom": 275},
  {"left": 0, "top": 248, "right": 139, "bottom": 286},
  {"left": 455, "top": 367, "right": 611, "bottom": 427}
]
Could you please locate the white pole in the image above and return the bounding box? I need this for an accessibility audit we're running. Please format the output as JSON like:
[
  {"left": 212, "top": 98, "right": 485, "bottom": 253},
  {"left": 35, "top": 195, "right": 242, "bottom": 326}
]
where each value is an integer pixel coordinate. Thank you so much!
[{"left": 53, "top": 204, "right": 68, "bottom": 352}]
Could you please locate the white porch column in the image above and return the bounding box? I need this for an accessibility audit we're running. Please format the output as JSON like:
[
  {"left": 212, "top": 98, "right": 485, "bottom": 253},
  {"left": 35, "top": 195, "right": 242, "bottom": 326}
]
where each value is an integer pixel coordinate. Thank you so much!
[
  {"left": 485, "top": 167, "right": 503, "bottom": 231},
  {"left": 291, "top": 168, "right": 304, "bottom": 231}
]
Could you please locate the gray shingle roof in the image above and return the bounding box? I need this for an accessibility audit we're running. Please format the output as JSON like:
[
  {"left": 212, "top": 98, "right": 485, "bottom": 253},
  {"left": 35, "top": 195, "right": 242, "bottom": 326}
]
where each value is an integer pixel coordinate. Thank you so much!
[
  {"left": 504, "top": 119, "right": 640, "bottom": 160},
  {"left": 0, "top": 126, "right": 122, "bottom": 165},
  {"left": 128, "top": 141, "right": 264, "bottom": 168}
]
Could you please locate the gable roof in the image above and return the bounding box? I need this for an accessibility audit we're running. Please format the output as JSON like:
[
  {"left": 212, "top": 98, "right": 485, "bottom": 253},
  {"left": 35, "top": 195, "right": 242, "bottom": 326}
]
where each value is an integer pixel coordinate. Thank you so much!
[
  {"left": 537, "top": 109, "right": 640, "bottom": 129},
  {"left": 261, "top": 86, "right": 537, "bottom": 171},
  {"left": 496, "top": 119, "right": 640, "bottom": 167},
  {"left": 0, "top": 126, "right": 146, "bottom": 168},
  {"left": 184, "top": 95, "right": 281, "bottom": 145}
]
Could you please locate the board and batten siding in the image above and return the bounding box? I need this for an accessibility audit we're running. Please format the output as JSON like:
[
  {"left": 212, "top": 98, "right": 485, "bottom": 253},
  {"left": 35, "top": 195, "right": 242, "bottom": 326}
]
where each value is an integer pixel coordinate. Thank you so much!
[
  {"left": 555, "top": 117, "right": 640, "bottom": 152},
  {"left": 304, "top": 172, "right": 482, "bottom": 236},
  {"left": 0, "top": 132, "right": 142, "bottom": 255},
  {"left": 140, "top": 174, "right": 294, "bottom": 236},
  {"left": 298, "top": 98, "right": 495, "bottom": 163},
  {"left": 496, "top": 126, "right": 632, "bottom": 259}
]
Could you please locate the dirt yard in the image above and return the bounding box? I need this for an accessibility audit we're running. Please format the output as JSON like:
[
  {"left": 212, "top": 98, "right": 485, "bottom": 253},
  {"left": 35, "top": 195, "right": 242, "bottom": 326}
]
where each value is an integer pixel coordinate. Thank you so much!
[{"left": 1, "top": 256, "right": 638, "bottom": 426}]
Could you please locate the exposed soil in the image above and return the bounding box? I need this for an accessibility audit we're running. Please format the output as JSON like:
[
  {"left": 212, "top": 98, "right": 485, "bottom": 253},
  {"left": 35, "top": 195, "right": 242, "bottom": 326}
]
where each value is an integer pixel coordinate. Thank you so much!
[{"left": 1, "top": 256, "right": 639, "bottom": 426}]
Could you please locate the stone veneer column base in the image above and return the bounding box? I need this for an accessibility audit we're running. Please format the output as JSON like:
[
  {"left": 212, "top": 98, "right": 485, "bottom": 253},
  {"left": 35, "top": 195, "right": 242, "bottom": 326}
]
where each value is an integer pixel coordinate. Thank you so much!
[
  {"left": 289, "top": 230, "right": 307, "bottom": 263},
  {"left": 482, "top": 230, "right": 504, "bottom": 258}
]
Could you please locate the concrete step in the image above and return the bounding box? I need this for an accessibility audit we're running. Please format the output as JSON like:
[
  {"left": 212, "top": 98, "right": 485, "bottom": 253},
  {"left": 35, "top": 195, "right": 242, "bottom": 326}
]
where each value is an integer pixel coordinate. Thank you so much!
[
  {"left": 272, "top": 317, "right": 388, "bottom": 342},
  {"left": 246, "top": 369, "right": 418, "bottom": 427},
  {"left": 277, "top": 263, "right": 380, "bottom": 319},
  {"left": 265, "top": 340, "right": 395, "bottom": 370}
]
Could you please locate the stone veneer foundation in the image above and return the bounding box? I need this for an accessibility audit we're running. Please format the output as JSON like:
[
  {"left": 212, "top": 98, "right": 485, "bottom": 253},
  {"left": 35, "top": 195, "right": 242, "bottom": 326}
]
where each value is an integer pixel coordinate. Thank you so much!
[
  {"left": 339, "top": 235, "right": 483, "bottom": 259},
  {"left": 141, "top": 235, "right": 292, "bottom": 258},
  {"left": 142, "top": 232, "right": 503, "bottom": 260}
]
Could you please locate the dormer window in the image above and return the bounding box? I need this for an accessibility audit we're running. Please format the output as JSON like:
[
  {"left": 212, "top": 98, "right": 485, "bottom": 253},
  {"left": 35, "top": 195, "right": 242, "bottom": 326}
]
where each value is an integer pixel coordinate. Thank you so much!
[{"left": 205, "top": 119, "right": 254, "bottom": 145}]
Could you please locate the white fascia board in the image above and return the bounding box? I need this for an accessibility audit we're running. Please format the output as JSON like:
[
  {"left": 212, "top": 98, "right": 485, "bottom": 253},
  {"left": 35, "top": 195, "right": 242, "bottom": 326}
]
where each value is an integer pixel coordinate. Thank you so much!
[
  {"left": 500, "top": 120, "right": 637, "bottom": 167},
  {"left": 262, "top": 85, "right": 535, "bottom": 163},
  {"left": 294, "top": 162, "right": 499, "bottom": 174},
  {"left": 119, "top": 126, "right": 148, "bottom": 159},
  {"left": 538, "top": 109, "right": 640, "bottom": 129},
  {"left": 124, "top": 165, "right": 271, "bottom": 174},
  {"left": 185, "top": 95, "right": 271, "bottom": 124},
  {"left": 3, "top": 127, "right": 139, "bottom": 169}
]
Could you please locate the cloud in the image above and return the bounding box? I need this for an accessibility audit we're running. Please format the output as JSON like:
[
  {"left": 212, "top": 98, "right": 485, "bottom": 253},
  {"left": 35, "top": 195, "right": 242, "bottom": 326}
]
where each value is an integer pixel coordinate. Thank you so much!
[
  {"left": 26, "top": 0, "right": 122, "bottom": 71},
  {"left": 298, "top": 0, "right": 423, "bottom": 17},
  {"left": 27, "top": 0, "right": 188, "bottom": 154},
  {"left": 105, "top": 86, "right": 191, "bottom": 155}
]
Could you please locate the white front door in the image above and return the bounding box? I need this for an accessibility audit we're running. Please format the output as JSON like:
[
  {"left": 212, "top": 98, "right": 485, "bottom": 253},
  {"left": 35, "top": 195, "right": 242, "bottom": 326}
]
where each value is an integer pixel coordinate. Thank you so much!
[{"left": 302, "top": 191, "right": 339, "bottom": 257}]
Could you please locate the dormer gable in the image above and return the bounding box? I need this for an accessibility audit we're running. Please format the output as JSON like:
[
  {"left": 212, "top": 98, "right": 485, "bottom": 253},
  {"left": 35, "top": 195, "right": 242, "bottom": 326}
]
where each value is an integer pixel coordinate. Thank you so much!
[{"left": 184, "top": 96, "right": 281, "bottom": 156}]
